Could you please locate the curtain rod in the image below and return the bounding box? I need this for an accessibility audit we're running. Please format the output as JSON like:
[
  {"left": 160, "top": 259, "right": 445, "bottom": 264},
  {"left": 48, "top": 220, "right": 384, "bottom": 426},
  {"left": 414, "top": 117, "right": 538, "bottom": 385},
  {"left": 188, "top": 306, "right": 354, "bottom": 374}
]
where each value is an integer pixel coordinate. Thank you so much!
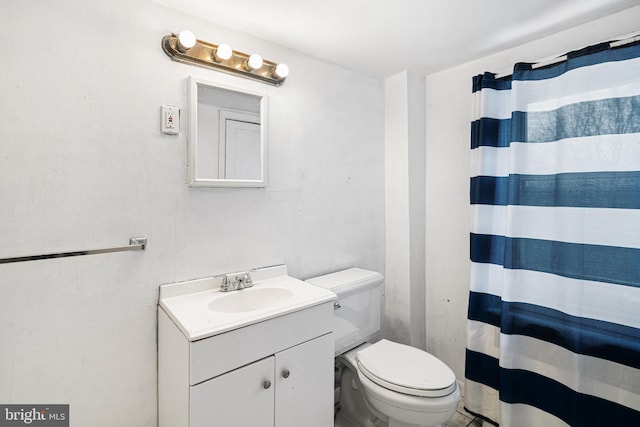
[
  {"left": 610, "top": 34, "right": 640, "bottom": 48},
  {"left": 494, "top": 32, "right": 640, "bottom": 79}
]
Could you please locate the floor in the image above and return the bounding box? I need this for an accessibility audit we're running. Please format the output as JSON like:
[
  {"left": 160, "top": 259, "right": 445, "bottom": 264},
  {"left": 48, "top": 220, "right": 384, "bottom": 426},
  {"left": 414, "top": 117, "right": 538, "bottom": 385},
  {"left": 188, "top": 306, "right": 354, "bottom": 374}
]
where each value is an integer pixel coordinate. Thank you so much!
[
  {"left": 335, "top": 396, "right": 484, "bottom": 427},
  {"left": 443, "top": 398, "right": 482, "bottom": 427}
]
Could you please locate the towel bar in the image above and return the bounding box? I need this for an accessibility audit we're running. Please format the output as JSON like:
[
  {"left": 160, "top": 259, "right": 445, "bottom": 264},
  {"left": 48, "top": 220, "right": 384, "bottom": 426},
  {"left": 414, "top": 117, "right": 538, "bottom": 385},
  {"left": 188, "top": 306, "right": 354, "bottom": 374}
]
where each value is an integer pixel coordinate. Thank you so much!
[{"left": 0, "top": 236, "right": 147, "bottom": 264}]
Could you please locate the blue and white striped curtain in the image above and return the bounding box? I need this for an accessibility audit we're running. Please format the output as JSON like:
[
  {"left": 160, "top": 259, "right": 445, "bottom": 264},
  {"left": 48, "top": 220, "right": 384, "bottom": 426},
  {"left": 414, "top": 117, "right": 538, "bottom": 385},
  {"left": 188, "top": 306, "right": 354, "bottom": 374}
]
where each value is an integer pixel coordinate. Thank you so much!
[{"left": 465, "top": 40, "right": 640, "bottom": 427}]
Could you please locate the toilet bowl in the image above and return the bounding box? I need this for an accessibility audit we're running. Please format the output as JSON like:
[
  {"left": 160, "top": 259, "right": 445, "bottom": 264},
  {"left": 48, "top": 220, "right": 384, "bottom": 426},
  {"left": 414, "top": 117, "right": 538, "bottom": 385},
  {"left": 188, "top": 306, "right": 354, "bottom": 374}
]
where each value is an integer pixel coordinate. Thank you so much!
[
  {"left": 341, "top": 341, "right": 460, "bottom": 427},
  {"left": 306, "top": 268, "right": 460, "bottom": 427}
]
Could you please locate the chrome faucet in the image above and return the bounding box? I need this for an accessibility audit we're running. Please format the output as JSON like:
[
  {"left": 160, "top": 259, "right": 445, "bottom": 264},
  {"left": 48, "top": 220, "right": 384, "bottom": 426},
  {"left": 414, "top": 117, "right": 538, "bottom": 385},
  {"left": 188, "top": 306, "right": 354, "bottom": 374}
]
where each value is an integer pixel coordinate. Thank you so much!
[{"left": 219, "top": 271, "right": 254, "bottom": 292}]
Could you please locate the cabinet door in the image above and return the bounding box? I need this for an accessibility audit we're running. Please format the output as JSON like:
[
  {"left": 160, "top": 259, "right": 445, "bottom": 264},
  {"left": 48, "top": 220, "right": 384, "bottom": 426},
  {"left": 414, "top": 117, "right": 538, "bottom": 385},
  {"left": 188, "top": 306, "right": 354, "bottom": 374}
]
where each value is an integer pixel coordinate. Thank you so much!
[
  {"left": 275, "top": 333, "right": 334, "bottom": 427},
  {"left": 191, "top": 356, "right": 275, "bottom": 427}
]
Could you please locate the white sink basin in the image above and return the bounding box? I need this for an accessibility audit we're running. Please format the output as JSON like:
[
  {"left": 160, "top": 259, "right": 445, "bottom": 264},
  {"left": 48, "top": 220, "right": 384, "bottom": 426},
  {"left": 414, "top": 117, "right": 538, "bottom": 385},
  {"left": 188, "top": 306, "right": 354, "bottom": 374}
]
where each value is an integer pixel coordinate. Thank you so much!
[
  {"left": 208, "top": 287, "right": 294, "bottom": 313},
  {"left": 158, "top": 265, "right": 336, "bottom": 341}
]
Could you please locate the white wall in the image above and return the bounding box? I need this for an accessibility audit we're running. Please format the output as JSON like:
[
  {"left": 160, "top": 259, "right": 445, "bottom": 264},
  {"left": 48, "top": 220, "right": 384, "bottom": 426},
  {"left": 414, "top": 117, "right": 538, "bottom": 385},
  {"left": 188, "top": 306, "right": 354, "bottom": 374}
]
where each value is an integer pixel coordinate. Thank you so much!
[
  {"left": 384, "top": 71, "right": 426, "bottom": 349},
  {"left": 0, "top": 1, "right": 384, "bottom": 425},
  {"left": 425, "top": 5, "right": 640, "bottom": 381}
]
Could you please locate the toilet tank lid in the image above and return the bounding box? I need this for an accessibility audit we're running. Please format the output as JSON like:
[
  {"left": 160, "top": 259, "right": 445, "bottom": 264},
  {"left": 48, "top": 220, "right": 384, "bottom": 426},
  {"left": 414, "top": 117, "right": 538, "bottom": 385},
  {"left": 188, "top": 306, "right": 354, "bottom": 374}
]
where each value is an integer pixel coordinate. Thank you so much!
[{"left": 305, "top": 268, "right": 383, "bottom": 296}]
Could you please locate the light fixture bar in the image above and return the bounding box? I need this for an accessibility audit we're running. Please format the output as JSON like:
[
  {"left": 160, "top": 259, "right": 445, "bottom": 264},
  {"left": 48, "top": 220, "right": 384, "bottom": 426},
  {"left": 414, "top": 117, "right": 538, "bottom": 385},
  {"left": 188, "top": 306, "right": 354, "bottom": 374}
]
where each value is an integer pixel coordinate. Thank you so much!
[{"left": 161, "top": 33, "right": 287, "bottom": 86}]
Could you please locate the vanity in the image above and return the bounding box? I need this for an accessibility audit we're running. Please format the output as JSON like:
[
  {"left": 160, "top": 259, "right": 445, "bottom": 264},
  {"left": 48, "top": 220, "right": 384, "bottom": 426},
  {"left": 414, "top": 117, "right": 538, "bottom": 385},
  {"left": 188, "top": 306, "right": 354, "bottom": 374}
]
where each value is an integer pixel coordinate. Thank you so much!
[{"left": 158, "top": 265, "right": 337, "bottom": 427}]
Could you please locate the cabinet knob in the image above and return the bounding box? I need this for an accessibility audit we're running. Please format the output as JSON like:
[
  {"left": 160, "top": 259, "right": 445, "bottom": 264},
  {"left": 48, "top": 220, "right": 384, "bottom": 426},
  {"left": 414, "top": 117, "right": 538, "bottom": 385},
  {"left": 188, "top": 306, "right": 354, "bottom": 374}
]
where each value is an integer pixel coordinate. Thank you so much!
[
  {"left": 282, "top": 369, "right": 290, "bottom": 379},
  {"left": 263, "top": 380, "right": 271, "bottom": 389}
]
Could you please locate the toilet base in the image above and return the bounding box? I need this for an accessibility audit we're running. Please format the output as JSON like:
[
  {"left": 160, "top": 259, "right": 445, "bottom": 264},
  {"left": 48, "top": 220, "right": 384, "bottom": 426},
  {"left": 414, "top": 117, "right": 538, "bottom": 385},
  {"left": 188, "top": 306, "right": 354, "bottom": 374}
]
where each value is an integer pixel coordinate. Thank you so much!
[{"left": 336, "top": 367, "right": 386, "bottom": 427}]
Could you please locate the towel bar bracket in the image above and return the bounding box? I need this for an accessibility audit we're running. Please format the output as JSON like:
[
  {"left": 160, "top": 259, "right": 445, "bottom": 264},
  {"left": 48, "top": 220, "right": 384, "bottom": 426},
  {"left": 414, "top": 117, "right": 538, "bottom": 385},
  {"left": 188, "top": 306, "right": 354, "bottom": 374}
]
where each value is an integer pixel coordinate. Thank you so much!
[{"left": 130, "top": 236, "right": 148, "bottom": 250}]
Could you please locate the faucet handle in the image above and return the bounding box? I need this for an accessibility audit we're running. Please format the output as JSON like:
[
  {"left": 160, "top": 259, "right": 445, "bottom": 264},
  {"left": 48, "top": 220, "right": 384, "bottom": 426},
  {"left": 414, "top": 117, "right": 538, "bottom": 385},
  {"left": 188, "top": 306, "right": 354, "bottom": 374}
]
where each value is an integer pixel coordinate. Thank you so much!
[
  {"left": 242, "top": 272, "right": 253, "bottom": 288},
  {"left": 220, "top": 275, "right": 232, "bottom": 292}
]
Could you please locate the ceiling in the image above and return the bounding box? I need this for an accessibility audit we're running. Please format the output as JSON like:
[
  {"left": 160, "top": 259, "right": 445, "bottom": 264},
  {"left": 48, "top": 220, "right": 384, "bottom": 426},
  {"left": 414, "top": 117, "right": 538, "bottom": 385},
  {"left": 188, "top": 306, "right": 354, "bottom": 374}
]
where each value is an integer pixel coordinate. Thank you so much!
[{"left": 154, "top": 0, "right": 639, "bottom": 77}]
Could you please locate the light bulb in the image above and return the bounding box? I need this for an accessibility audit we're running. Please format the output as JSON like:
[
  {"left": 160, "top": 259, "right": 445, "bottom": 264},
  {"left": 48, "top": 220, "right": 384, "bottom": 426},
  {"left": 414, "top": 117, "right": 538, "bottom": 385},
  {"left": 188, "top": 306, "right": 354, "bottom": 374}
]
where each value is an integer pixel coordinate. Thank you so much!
[
  {"left": 214, "top": 43, "right": 233, "bottom": 61},
  {"left": 246, "top": 54, "right": 263, "bottom": 71},
  {"left": 274, "top": 63, "right": 289, "bottom": 79},
  {"left": 177, "top": 30, "right": 196, "bottom": 52}
]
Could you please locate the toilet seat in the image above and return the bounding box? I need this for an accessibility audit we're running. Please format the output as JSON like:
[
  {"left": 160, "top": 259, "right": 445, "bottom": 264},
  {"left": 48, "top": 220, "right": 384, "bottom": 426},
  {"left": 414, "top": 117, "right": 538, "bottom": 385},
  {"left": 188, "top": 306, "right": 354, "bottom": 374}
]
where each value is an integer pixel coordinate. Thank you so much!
[{"left": 356, "top": 339, "right": 457, "bottom": 398}]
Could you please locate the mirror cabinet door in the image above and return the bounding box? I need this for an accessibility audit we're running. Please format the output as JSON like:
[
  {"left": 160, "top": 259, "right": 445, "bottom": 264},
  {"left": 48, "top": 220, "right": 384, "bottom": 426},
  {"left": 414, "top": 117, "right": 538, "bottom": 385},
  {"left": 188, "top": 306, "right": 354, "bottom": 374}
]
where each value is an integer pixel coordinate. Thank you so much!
[{"left": 188, "top": 76, "right": 267, "bottom": 187}]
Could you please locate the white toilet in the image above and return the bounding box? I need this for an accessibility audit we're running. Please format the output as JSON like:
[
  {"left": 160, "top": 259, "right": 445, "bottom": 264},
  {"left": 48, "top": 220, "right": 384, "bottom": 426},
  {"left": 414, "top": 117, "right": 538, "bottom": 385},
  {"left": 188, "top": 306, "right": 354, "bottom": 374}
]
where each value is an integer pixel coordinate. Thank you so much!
[{"left": 306, "top": 268, "right": 460, "bottom": 427}]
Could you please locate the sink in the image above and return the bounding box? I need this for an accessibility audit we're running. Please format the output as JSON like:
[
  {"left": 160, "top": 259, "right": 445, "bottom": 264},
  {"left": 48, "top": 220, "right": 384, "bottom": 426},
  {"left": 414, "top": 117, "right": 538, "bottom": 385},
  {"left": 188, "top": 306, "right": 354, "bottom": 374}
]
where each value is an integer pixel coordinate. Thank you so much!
[
  {"left": 158, "top": 265, "right": 337, "bottom": 340},
  {"left": 208, "top": 287, "right": 294, "bottom": 313}
]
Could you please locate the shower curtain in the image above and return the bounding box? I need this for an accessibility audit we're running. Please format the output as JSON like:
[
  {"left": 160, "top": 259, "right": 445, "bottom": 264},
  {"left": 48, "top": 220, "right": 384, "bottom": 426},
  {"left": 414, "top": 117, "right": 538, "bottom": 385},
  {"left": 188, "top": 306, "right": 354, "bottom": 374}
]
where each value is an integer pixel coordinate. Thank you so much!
[{"left": 465, "top": 39, "right": 640, "bottom": 426}]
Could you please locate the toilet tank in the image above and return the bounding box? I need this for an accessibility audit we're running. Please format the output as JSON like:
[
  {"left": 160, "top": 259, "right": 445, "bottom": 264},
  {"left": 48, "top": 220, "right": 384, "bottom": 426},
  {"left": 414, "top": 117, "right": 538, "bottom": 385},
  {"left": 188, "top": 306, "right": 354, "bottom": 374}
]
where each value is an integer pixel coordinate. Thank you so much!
[{"left": 306, "top": 268, "right": 383, "bottom": 355}]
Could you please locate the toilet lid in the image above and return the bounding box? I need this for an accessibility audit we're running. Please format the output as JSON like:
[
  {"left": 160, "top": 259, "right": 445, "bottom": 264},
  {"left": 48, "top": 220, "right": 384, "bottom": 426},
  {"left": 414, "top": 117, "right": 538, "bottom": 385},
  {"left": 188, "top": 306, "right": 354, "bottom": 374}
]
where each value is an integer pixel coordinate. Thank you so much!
[{"left": 356, "top": 339, "right": 457, "bottom": 398}]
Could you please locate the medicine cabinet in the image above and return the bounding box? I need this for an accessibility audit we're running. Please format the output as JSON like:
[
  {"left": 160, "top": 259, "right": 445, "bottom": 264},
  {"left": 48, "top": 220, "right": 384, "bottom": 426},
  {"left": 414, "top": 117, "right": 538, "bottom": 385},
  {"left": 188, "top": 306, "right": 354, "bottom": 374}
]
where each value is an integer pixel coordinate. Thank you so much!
[{"left": 188, "top": 76, "right": 267, "bottom": 187}]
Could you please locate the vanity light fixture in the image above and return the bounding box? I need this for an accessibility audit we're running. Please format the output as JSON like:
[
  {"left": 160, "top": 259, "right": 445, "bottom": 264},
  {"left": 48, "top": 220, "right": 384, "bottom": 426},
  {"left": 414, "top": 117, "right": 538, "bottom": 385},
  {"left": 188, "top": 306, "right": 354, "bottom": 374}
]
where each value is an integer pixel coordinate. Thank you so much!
[{"left": 161, "top": 31, "right": 289, "bottom": 86}]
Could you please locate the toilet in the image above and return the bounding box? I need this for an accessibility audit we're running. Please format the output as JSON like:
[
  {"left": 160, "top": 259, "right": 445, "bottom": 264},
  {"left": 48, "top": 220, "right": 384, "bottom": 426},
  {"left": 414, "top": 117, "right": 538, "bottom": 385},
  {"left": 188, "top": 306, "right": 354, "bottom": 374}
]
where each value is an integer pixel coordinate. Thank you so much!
[{"left": 306, "top": 268, "right": 460, "bottom": 427}]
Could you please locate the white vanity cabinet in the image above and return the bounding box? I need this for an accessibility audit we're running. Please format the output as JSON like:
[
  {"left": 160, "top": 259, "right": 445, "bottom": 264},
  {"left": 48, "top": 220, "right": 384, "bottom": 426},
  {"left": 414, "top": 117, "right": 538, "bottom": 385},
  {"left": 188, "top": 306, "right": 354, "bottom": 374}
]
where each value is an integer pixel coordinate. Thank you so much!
[
  {"left": 190, "top": 333, "right": 333, "bottom": 427},
  {"left": 158, "top": 269, "right": 336, "bottom": 427}
]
